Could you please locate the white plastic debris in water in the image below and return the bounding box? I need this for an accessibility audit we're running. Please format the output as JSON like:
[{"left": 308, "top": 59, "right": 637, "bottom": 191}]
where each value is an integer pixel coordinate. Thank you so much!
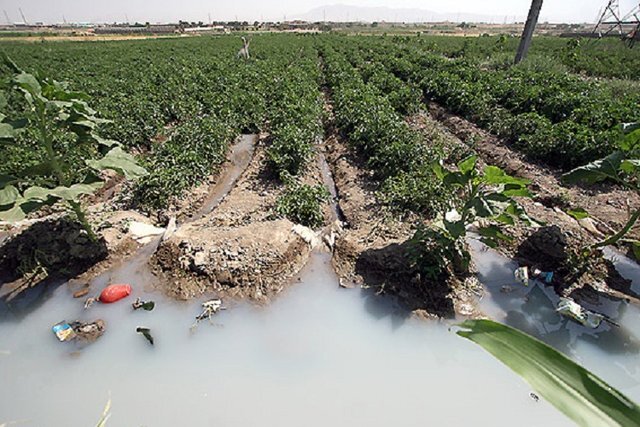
[
  {"left": 292, "top": 224, "right": 320, "bottom": 249},
  {"left": 557, "top": 297, "right": 603, "bottom": 329},
  {"left": 128, "top": 221, "right": 166, "bottom": 244},
  {"left": 514, "top": 266, "right": 530, "bottom": 286}
]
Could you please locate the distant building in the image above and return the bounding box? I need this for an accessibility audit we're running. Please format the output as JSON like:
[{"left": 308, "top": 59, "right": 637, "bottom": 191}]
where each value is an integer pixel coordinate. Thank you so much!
[{"left": 94, "top": 24, "right": 178, "bottom": 35}]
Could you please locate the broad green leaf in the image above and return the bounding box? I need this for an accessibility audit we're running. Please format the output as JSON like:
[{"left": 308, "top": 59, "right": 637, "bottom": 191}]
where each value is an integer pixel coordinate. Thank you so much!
[
  {"left": 443, "top": 171, "right": 467, "bottom": 186},
  {"left": 567, "top": 208, "right": 590, "bottom": 220},
  {"left": 502, "top": 183, "right": 533, "bottom": 198},
  {"left": 466, "top": 195, "right": 495, "bottom": 218},
  {"left": 23, "top": 182, "right": 102, "bottom": 202},
  {"left": 620, "top": 160, "right": 640, "bottom": 175},
  {"left": 443, "top": 218, "right": 465, "bottom": 239},
  {"left": 619, "top": 129, "right": 640, "bottom": 152},
  {"left": 457, "top": 319, "right": 640, "bottom": 427},
  {"left": 91, "top": 133, "right": 121, "bottom": 148},
  {"left": 432, "top": 162, "right": 446, "bottom": 180},
  {"left": 0, "top": 185, "right": 20, "bottom": 206},
  {"left": 477, "top": 224, "right": 513, "bottom": 246},
  {"left": 0, "top": 204, "right": 27, "bottom": 222},
  {"left": 562, "top": 151, "right": 625, "bottom": 185},
  {"left": 494, "top": 212, "right": 515, "bottom": 225},
  {"left": 0, "top": 123, "right": 15, "bottom": 139},
  {"left": 457, "top": 155, "right": 477, "bottom": 175},
  {"left": 86, "top": 147, "right": 148, "bottom": 180},
  {"left": 14, "top": 72, "right": 42, "bottom": 97},
  {"left": 483, "top": 166, "right": 529, "bottom": 186}
]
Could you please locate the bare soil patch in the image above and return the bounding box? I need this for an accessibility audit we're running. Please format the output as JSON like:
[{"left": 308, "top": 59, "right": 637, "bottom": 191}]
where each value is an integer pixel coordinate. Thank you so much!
[
  {"left": 150, "top": 140, "right": 328, "bottom": 303},
  {"left": 323, "top": 127, "right": 481, "bottom": 318}
]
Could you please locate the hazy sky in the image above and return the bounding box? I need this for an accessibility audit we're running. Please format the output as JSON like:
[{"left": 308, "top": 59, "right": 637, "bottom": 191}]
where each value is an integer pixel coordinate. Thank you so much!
[{"left": 1, "top": 0, "right": 638, "bottom": 24}]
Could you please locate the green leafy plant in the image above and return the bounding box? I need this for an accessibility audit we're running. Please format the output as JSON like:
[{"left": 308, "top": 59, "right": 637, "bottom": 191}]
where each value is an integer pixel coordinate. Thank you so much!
[
  {"left": 0, "top": 59, "right": 146, "bottom": 240},
  {"left": 275, "top": 177, "right": 329, "bottom": 228},
  {"left": 563, "top": 122, "right": 640, "bottom": 250},
  {"left": 411, "top": 155, "right": 533, "bottom": 276},
  {"left": 458, "top": 319, "right": 640, "bottom": 427}
]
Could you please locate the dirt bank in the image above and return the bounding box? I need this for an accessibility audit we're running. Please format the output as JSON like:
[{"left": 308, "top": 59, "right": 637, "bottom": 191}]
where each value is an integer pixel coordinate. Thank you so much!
[
  {"left": 151, "top": 140, "right": 329, "bottom": 302},
  {"left": 322, "top": 117, "right": 481, "bottom": 318},
  {"left": 410, "top": 106, "right": 640, "bottom": 306}
]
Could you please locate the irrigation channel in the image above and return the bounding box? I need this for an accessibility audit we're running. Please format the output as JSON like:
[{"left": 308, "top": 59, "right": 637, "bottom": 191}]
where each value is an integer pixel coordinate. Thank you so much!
[{"left": 0, "top": 137, "right": 639, "bottom": 426}]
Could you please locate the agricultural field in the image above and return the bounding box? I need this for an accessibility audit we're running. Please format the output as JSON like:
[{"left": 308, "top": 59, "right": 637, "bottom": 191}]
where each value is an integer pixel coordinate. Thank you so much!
[{"left": 1, "top": 33, "right": 639, "bottom": 425}]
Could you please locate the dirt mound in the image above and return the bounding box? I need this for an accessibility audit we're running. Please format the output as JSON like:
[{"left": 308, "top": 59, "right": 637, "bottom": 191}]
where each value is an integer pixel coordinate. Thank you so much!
[
  {"left": 323, "top": 129, "right": 479, "bottom": 318},
  {"left": 150, "top": 142, "right": 324, "bottom": 302},
  {"left": 153, "top": 219, "right": 311, "bottom": 301}
]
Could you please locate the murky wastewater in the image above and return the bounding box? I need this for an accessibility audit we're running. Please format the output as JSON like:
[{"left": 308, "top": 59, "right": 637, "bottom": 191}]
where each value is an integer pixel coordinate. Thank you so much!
[
  {"left": 469, "top": 238, "right": 640, "bottom": 401},
  {"left": 191, "top": 133, "right": 257, "bottom": 222},
  {"left": 1, "top": 250, "right": 576, "bottom": 427}
]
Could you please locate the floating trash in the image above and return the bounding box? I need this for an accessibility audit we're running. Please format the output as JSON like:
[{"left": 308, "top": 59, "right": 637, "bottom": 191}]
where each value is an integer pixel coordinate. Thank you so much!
[
  {"left": 514, "top": 267, "right": 529, "bottom": 286},
  {"left": 132, "top": 298, "right": 155, "bottom": 311},
  {"left": 136, "top": 327, "right": 154, "bottom": 346},
  {"left": 99, "top": 284, "right": 132, "bottom": 303},
  {"left": 52, "top": 321, "right": 77, "bottom": 342},
  {"left": 191, "top": 298, "right": 226, "bottom": 330},
  {"left": 70, "top": 320, "right": 106, "bottom": 342},
  {"left": 532, "top": 268, "right": 554, "bottom": 284},
  {"left": 557, "top": 297, "right": 605, "bottom": 329}
]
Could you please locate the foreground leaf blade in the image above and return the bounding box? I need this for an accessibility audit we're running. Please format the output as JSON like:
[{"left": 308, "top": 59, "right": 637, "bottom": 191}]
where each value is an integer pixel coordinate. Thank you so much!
[{"left": 457, "top": 319, "right": 640, "bottom": 427}]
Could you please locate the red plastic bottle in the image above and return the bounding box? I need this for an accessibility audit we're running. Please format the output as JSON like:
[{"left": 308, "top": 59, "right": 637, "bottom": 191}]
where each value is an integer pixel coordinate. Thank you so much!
[{"left": 99, "top": 284, "right": 132, "bottom": 303}]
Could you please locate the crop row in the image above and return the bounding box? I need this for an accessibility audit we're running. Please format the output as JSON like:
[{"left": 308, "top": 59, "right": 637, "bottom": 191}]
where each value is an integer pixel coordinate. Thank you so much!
[
  {"left": 333, "top": 36, "right": 639, "bottom": 170},
  {"left": 320, "top": 44, "right": 445, "bottom": 216}
]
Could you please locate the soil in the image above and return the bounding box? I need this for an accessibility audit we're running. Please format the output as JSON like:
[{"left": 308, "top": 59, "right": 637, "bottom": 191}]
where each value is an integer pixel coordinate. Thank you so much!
[
  {"left": 322, "top": 99, "right": 481, "bottom": 318},
  {"left": 150, "top": 138, "right": 328, "bottom": 303},
  {"left": 0, "top": 207, "right": 158, "bottom": 302},
  {"left": 410, "top": 104, "right": 640, "bottom": 306}
]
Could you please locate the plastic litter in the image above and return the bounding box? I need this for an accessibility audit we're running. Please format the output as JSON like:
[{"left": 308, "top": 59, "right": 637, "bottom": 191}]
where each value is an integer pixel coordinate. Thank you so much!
[
  {"left": 99, "top": 284, "right": 132, "bottom": 303},
  {"left": 132, "top": 298, "right": 155, "bottom": 311},
  {"left": 557, "top": 298, "right": 604, "bottom": 329},
  {"left": 53, "top": 319, "right": 105, "bottom": 342},
  {"left": 196, "top": 298, "right": 225, "bottom": 321},
  {"left": 52, "top": 321, "right": 77, "bottom": 342},
  {"left": 136, "top": 327, "right": 154, "bottom": 346},
  {"left": 84, "top": 296, "right": 98, "bottom": 310},
  {"left": 292, "top": 224, "right": 320, "bottom": 249},
  {"left": 514, "top": 267, "right": 529, "bottom": 286},
  {"left": 71, "top": 320, "right": 106, "bottom": 342},
  {"left": 191, "top": 298, "right": 226, "bottom": 330},
  {"left": 532, "top": 268, "right": 554, "bottom": 284}
]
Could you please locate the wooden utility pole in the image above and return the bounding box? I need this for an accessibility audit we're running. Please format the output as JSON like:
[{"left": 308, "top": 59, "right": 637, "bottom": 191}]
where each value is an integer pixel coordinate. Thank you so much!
[{"left": 515, "top": 0, "right": 543, "bottom": 64}]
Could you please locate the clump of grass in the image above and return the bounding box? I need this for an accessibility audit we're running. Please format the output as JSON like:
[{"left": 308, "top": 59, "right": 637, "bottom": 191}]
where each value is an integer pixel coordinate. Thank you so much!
[{"left": 275, "top": 177, "right": 329, "bottom": 228}]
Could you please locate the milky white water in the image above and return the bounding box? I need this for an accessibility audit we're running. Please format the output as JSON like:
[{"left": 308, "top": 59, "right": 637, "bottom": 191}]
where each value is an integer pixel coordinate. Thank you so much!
[
  {"left": 0, "top": 244, "right": 583, "bottom": 427},
  {"left": 470, "top": 239, "right": 640, "bottom": 403},
  {"left": 1, "top": 187, "right": 639, "bottom": 426}
]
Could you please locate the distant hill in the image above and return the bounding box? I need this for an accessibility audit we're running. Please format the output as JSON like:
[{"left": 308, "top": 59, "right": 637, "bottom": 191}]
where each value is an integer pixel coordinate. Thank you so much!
[{"left": 294, "top": 4, "right": 516, "bottom": 24}]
